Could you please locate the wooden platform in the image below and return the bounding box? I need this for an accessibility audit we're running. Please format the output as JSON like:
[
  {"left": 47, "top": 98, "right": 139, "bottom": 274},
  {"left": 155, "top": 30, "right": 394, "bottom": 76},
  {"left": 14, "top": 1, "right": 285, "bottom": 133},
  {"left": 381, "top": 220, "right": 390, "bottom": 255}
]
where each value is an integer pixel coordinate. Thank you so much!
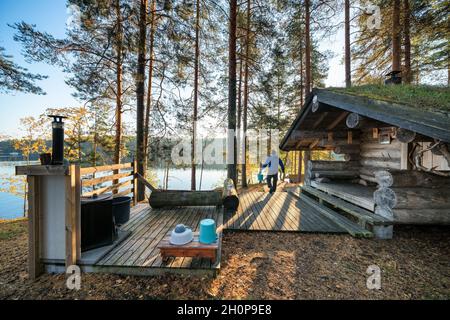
[
  {"left": 77, "top": 189, "right": 355, "bottom": 277},
  {"left": 311, "top": 181, "right": 376, "bottom": 211},
  {"left": 92, "top": 203, "right": 223, "bottom": 276},
  {"left": 223, "top": 191, "right": 346, "bottom": 233}
]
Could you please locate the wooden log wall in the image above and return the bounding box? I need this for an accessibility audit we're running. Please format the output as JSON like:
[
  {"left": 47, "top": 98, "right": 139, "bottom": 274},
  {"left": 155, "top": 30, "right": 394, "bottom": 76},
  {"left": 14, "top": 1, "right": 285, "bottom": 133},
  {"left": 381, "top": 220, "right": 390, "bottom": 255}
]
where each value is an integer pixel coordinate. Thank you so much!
[
  {"left": 306, "top": 160, "right": 361, "bottom": 185},
  {"left": 373, "top": 169, "right": 450, "bottom": 225},
  {"left": 358, "top": 129, "right": 403, "bottom": 185}
]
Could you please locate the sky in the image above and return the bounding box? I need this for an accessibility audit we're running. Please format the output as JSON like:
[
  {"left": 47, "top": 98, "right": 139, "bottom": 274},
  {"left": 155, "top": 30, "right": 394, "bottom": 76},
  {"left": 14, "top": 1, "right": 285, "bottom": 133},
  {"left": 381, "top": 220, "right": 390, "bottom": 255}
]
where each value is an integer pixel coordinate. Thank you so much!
[{"left": 0, "top": 0, "right": 345, "bottom": 138}]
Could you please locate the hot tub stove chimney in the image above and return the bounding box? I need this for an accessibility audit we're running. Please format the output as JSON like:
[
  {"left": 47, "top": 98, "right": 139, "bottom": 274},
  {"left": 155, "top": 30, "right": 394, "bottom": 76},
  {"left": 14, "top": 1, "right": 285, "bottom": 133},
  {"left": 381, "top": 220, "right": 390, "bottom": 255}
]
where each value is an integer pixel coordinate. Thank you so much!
[{"left": 48, "top": 115, "right": 67, "bottom": 165}]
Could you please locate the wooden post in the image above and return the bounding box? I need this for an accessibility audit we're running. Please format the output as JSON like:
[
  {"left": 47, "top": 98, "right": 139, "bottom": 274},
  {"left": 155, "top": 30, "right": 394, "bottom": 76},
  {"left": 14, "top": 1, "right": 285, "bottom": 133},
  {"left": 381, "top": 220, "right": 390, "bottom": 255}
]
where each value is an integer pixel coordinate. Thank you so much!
[
  {"left": 27, "top": 176, "right": 43, "bottom": 280},
  {"left": 298, "top": 151, "right": 303, "bottom": 183},
  {"left": 400, "top": 143, "right": 409, "bottom": 170},
  {"left": 74, "top": 165, "right": 81, "bottom": 260},
  {"left": 65, "top": 165, "right": 78, "bottom": 269},
  {"left": 133, "top": 159, "right": 138, "bottom": 206}
]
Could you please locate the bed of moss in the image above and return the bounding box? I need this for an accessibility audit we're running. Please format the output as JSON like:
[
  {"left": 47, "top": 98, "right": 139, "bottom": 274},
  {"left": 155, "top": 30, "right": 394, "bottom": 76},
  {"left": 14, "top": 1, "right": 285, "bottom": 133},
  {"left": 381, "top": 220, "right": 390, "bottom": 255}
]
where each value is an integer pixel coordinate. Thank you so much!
[{"left": 329, "top": 85, "right": 450, "bottom": 115}]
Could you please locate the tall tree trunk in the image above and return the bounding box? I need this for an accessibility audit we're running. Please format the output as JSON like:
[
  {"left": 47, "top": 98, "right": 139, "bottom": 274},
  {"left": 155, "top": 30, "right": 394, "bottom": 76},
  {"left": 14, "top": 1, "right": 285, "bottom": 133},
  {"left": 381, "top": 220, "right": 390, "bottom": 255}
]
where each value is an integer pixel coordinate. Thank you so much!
[
  {"left": 237, "top": 54, "right": 243, "bottom": 170},
  {"left": 344, "top": 0, "right": 351, "bottom": 88},
  {"left": 403, "top": 0, "right": 411, "bottom": 83},
  {"left": 392, "top": 0, "right": 401, "bottom": 72},
  {"left": 304, "top": 0, "right": 312, "bottom": 95},
  {"left": 136, "top": 0, "right": 148, "bottom": 201},
  {"left": 241, "top": 0, "right": 251, "bottom": 188},
  {"left": 114, "top": 0, "right": 123, "bottom": 165},
  {"left": 191, "top": 0, "right": 200, "bottom": 190},
  {"left": 298, "top": 22, "right": 304, "bottom": 182},
  {"left": 144, "top": 0, "right": 156, "bottom": 171},
  {"left": 93, "top": 111, "right": 98, "bottom": 167},
  {"left": 299, "top": 13, "right": 304, "bottom": 107},
  {"left": 304, "top": 0, "right": 312, "bottom": 184},
  {"left": 228, "top": 0, "right": 238, "bottom": 185}
]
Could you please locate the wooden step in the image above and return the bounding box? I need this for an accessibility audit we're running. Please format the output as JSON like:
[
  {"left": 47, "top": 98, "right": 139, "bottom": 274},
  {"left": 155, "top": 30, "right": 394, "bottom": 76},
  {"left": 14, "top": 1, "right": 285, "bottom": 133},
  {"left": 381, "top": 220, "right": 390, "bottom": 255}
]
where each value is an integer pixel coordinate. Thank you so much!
[
  {"left": 297, "top": 193, "right": 373, "bottom": 238},
  {"left": 300, "top": 186, "right": 393, "bottom": 227}
]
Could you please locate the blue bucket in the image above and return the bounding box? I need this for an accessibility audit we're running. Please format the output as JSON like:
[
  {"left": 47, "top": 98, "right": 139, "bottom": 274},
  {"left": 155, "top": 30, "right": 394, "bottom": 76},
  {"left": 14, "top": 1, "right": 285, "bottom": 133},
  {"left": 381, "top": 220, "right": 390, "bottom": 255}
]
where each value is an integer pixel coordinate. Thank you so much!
[
  {"left": 199, "top": 219, "right": 217, "bottom": 244},
  {"left": 257, "top": 173, "right": 264, "bottom": 183}
]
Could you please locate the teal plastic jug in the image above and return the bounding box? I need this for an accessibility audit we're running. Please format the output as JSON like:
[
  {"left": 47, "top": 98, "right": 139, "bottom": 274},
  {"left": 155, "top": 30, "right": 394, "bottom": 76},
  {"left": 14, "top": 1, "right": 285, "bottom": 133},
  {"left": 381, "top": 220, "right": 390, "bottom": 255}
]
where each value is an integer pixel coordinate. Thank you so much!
[
  {"left": 199, "top": 219, "right": 217, "bottom": 244},
  {"left": 257, "top": 172, "right": 264, "bottom": 183}
]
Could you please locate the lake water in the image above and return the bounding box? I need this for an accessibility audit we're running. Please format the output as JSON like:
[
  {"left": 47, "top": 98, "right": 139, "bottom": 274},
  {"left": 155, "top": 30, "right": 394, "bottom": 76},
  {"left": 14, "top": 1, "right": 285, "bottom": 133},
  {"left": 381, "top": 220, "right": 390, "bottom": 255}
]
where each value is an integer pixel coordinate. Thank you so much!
[{"left": 0, "top": 161, "right": 227, "bottom": 220}]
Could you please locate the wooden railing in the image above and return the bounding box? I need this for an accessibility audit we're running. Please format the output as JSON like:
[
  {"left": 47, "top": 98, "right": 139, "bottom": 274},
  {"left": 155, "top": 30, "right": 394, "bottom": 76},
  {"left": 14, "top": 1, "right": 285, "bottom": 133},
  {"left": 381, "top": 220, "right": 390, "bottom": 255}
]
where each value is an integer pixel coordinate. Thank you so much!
[{"left": 80, "top": 161, "right": 137, "bottom": 206}]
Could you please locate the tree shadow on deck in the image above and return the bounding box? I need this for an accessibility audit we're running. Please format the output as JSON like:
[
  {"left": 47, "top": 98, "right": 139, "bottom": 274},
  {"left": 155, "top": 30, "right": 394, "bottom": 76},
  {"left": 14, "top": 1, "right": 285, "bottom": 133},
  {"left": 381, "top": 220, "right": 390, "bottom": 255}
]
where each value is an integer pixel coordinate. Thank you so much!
[{"left": 237, "top": 193, "right": 272, "bottom": 230}]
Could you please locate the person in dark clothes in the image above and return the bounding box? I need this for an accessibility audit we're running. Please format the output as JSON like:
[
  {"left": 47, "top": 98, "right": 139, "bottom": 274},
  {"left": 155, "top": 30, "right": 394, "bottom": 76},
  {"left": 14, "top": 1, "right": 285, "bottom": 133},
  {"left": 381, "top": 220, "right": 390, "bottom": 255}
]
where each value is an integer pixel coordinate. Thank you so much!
[{"left": 260, "top": 150, "right": 285, "bottom": 194}]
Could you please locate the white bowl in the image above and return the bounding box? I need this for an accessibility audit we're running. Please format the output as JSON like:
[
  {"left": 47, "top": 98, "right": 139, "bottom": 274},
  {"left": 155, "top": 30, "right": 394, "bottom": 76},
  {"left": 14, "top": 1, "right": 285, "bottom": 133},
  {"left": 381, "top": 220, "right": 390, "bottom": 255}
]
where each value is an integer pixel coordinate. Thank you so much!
[{"left": 170, "top": 227, "right": 194, "bottom": 245}]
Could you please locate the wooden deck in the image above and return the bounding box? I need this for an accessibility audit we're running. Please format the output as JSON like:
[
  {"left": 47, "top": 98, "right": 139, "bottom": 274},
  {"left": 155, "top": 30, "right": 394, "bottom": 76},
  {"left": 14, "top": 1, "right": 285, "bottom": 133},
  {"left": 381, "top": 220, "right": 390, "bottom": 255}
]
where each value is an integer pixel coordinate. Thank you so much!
[
  {"left": 83, "top": 189, "right": 348, "bottom": 276},
  {"left": 223, "top": 191, "right": 346, "bottom": 233},
  {"left": 92, "top": 203, "right": 223, "bottom": 276}
]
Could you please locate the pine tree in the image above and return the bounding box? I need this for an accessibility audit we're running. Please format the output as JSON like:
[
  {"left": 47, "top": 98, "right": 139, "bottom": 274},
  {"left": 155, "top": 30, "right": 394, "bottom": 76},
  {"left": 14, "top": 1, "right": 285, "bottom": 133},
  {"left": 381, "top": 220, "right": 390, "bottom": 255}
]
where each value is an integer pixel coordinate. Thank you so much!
[{"left": 0, "top": 46, "right": 47, "bottom": 95}]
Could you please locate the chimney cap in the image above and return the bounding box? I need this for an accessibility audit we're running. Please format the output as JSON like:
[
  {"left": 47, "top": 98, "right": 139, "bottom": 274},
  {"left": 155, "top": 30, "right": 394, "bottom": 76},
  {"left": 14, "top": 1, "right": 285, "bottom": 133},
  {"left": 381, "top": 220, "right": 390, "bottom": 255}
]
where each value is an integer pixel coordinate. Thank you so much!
[{"left": 48, "top": 115, "right": 67, "bottom": 122}]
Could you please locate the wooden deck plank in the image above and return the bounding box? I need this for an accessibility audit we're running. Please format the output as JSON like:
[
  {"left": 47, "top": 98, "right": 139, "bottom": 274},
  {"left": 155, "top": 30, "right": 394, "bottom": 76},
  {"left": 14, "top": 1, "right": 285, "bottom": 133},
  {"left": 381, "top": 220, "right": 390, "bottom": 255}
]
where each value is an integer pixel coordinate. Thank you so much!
[
  {"left": 90, "top": 203, "right": 223, "bottom": 275},
  {"left": 113, "top": 208, "right": 177, "bottom": 266},
  {"left": 169, "top": 206, "right": 205, "bottom": 268},
  {"left": 271, "top": 193, "right": 300, "bottom": 230},
  {"left": 268, "top": 193, "right": 300, "bottom": 231},
  {"left": 178, "top": 207, "right": 212, "bottom": 268},
  {"left": 224, "top": 190, "right": 347, "bottom": 234},
  {"left": 244, "top": 192, "right": 266, "bottom": 230},
  {"left": 98, "top": 207, "right": 163, "bottom": 265},
  {"left": 247, "top": 192, "right": 273, "bottom": 230},
  {"left": 141, "top": 207, "right": 198, "bottom": 268},
  {"left": 159, "top": 207, "right": 195, "bottom": 268},
  {"left": 238, "top": 193, "right": 253, "bottom": 230},
  {"left": 236, "top": 193, "right": 250, "bottom": 230},
  {"left": 253, "top": 192, "right": 286, "bottom": 230}
]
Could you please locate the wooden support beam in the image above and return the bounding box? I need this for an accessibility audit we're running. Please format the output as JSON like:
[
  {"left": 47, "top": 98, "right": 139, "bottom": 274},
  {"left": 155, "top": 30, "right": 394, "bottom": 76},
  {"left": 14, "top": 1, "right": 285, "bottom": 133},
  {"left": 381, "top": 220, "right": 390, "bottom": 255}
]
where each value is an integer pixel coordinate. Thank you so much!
[
  {"left": 136, "top": 172, "right": 158, "bottom": 192},
  {"left": 328, "top": 111, "right": 349, "bottom": 130},
  {"left": 74, "top": 166, "right": 81, "bottom": 260},
  {"left": 346, "top": 113, "right": 385, "bottom": 129},
  {"left": 400, "top": 143, "right": 409, "bottom": 170},
  {"left": 312, "top": 112, "right": 329, "bottom": 129},
  {"left": 290, "top": 130, "right": 349, "bottom": 140},
  {"left": 27, "top": 176, "right": 43, "bottom": 280},
  {"left": 309, "top": 112, "right": 349, "bottom": 149},
  {"left": 65, "top": 165, "right": 78, "bottom": 269}
]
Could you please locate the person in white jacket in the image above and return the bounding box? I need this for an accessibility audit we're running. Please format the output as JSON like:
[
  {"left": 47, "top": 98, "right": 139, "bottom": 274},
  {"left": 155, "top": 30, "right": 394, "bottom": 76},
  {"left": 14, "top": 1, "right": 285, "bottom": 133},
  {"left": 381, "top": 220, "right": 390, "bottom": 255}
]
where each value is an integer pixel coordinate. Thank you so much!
[{"left": 260, "top": 150, "right": 285, "bottom": 193}]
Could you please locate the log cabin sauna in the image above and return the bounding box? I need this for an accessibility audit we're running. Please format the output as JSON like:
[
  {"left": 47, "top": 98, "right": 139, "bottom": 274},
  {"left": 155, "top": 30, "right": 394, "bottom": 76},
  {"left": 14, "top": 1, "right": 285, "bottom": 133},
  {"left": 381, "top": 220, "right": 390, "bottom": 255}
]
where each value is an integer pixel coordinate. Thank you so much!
[{"left": 280, "top": 88, "right": 450, "bottom": 239}]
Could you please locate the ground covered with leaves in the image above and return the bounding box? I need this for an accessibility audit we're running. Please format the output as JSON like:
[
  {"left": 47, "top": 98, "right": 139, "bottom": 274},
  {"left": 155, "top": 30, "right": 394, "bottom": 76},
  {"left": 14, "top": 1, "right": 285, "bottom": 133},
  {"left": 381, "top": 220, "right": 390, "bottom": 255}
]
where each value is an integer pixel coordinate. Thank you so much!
[{"left": 1, "top": 219, "right": 449, "bottom": 300}]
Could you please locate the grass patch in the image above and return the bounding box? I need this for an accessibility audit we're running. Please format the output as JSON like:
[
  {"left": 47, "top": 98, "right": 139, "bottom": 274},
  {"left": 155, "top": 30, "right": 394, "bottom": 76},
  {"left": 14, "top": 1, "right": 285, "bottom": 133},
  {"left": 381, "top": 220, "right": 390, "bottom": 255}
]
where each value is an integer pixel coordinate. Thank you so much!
[
  {"left": 329, "top": 84, "right": 450, "bottom": 115},
  {"left": 0, "top": 219, "right": 27, "bottom": 240}
]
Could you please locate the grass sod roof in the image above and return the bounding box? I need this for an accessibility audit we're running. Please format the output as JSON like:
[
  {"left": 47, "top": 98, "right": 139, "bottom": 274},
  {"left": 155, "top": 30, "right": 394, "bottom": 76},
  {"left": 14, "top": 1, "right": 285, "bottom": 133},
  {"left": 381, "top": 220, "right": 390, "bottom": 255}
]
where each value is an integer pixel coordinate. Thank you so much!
[
  {"left": 329, "top": 85, "right": 450, "bottom": 117},
  {"left": 280, "top": 85, "right": 450, "bottom": 150}
]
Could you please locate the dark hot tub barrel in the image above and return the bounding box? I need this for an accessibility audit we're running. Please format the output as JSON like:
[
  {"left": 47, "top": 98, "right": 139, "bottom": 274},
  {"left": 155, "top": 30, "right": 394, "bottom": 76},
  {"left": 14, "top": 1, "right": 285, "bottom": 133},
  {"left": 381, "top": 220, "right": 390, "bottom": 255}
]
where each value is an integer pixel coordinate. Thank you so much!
[{"left": 113, "top": 196, "right": 132, "bottom": 225}]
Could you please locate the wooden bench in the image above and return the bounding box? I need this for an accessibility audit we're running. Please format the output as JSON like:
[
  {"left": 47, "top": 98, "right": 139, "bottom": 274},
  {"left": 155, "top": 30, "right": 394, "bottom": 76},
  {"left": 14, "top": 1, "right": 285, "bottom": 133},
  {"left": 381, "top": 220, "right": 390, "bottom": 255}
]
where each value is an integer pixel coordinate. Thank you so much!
[
  {"left": 297, "top": 186, "right": 394, "bottom": 239},
  {"left": 301, "top": 185, "right": 393, "bottom": 227},
  {"left": 158, "top": 232, "right": 219, "bottom": 262}
]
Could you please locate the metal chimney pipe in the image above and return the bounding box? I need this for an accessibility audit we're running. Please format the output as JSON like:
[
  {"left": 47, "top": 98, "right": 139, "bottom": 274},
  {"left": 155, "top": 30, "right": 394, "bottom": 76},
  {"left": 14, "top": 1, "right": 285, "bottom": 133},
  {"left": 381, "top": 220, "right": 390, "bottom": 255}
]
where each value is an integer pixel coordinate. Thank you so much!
[{"left": 48, "top": 115, "right": 67, "bottom": 165}]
